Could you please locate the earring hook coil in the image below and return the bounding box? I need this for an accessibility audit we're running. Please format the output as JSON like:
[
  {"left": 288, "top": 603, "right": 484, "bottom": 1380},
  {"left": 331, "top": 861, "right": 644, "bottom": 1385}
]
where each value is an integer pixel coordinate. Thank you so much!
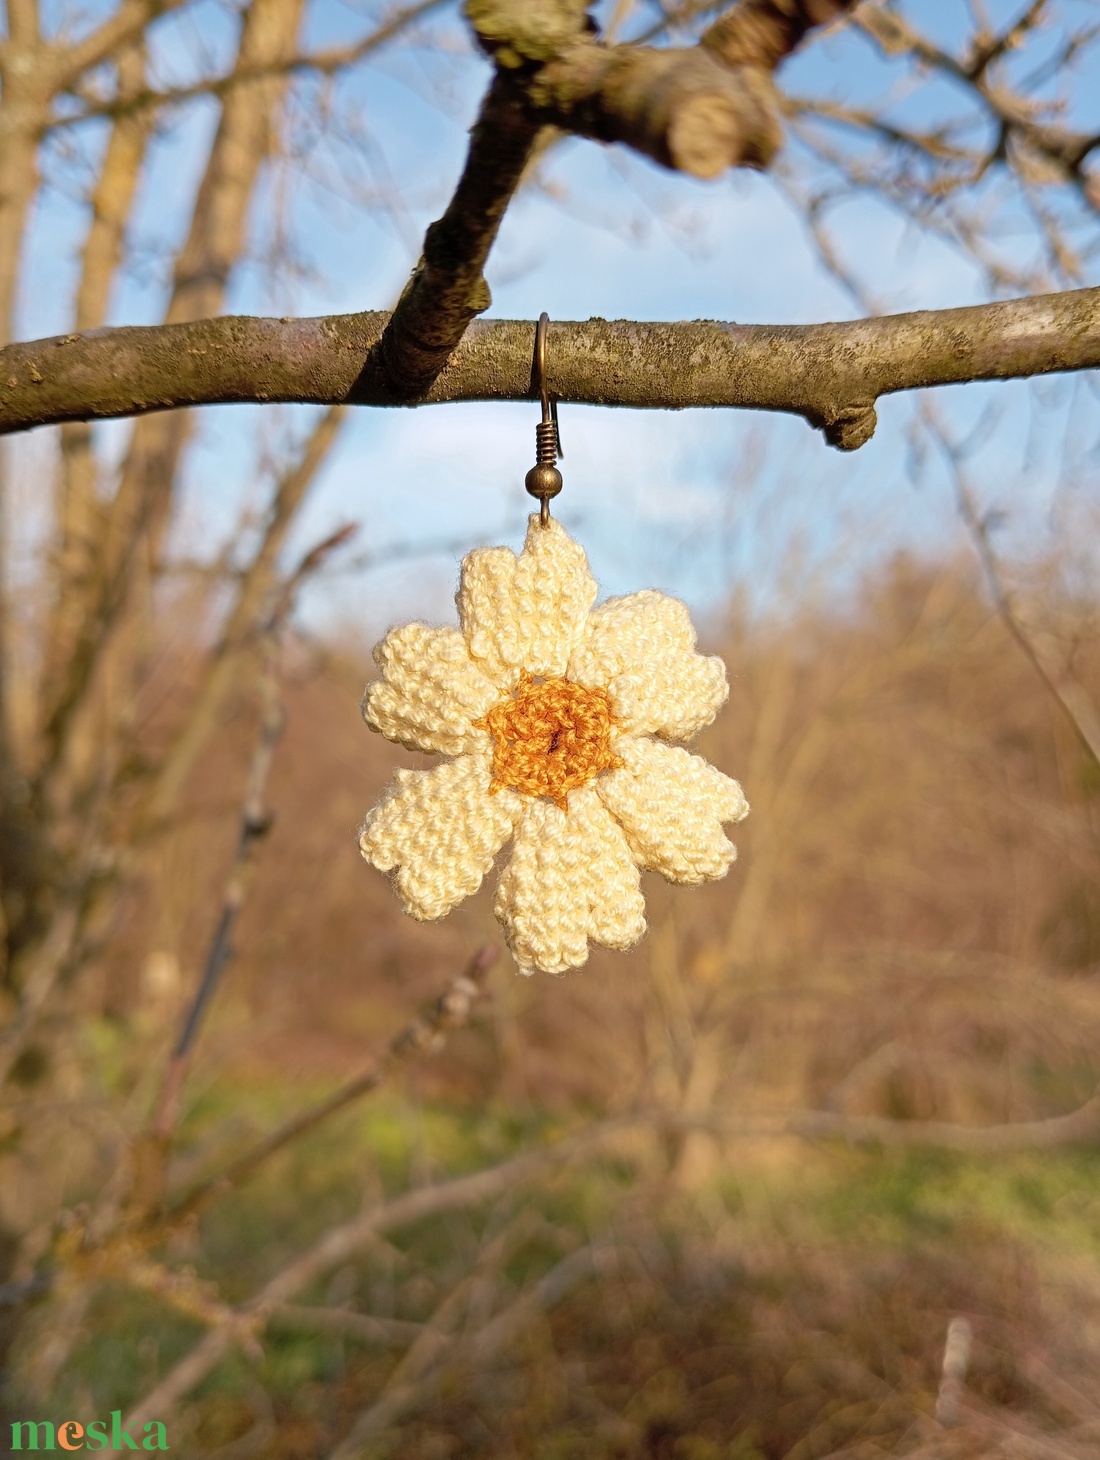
[{"left": 525, "top": 312, "right": 563, "bottom": 526}]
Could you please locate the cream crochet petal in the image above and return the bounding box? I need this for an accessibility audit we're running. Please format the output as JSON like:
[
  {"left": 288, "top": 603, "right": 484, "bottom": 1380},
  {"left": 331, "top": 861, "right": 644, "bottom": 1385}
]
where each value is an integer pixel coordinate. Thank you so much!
[
  {"left": 455, "top": 544, "right": 523, "bottom": 689},
  {"left": 457, "top": 516, "right": 597, "bottom": 686},
  {"left": 359, "top": 753, "right": 521, "bottom": 921},
  {"left": 597, "top": 735, "right": 748, "bottom": 884},
  {"left": 568, "top": 589, "right": 727, "bottom": 741},
  {"left": 511, "top": 515, "right": 597, "bottom": 676},
  {"left": 363, "top": 624, "right": 499, "bottom": 756},
  {"left": 494, "top": 786, "right": 646, "bottom": 975}
]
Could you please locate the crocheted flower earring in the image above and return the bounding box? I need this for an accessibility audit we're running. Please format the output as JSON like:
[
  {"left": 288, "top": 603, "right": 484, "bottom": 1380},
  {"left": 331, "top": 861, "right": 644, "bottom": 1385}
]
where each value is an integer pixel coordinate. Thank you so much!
[{"left": 359, "top": 316, "right": 748, "bottom": 975}]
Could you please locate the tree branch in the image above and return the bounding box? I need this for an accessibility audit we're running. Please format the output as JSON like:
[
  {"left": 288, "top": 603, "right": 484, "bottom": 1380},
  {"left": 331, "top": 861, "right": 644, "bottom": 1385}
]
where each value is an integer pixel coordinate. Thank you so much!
[
  {"left": 31, "top": 0, "right": 309, "bottom": 801},
  {"left": 3, "top": 287, "right": 1099, "bottom": 449},
  {"left": 923, "top": 400, "right": 1100, "bottom": 769},
  {"left": 854, "top": 2, "right": 1100, "bottom": 214},
  {"left": 531, "top": 37, "right": 781, "bottom": 180},
  {"left": 46, "top": 0, "right": 447, "bottom": 131},
  {"left": 165, "top": 944, "right": 497, "bottom": 1225},
  {"left": 3, "top": 0, "right": 41, "bottom": 50},
  {"left": 141, "top": 405, "right": 345, "bottom": 827},
  {"left": 121, "top": 1083, "right": 1100, "bottom": 1428},
  {"left": 371, "top": 68, "right": 542, "bottom": 398},
  {"left": 702, "top": 0, "right": 852, "bottom": 70},
  {"left": 44, "top": 40, "right": 152, "bottom": 737},
  {"left": 327, "top": 1242, "right": 595, "bottom": 1459},
  {"left": 373, "top": 0, "right": 857, "bottom": 397},
  {"left": 51, "top": 0, "right": 185, "bottom": 90}
]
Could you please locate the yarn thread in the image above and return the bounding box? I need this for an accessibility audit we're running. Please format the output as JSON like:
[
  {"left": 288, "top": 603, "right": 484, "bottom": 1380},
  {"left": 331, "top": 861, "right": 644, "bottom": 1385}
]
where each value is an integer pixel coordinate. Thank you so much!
[
  {"left": 360, "top": 516, "right": 748, "bottom": 975},
  {"left": 477, "top": 671, "right": 623, "bottom": 809}
]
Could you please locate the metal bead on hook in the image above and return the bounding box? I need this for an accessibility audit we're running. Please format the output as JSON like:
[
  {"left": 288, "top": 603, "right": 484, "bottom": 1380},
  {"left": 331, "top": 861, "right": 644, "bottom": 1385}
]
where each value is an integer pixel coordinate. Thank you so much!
[{"left": 525, "top": 311, "right": 563, "bottom": 527}]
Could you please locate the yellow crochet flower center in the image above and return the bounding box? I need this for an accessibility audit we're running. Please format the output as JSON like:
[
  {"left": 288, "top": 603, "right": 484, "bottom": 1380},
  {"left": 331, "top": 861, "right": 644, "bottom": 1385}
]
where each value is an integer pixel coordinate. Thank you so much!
[{"left": 477, "top": 671, "right": 624, "bottom": 810}]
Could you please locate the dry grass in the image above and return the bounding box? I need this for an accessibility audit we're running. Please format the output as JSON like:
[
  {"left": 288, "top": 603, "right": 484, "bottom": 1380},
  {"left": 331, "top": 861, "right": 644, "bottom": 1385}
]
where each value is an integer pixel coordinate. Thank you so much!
[{"left": 4, "top": 547, "right": 1100, "bottom": 1457}]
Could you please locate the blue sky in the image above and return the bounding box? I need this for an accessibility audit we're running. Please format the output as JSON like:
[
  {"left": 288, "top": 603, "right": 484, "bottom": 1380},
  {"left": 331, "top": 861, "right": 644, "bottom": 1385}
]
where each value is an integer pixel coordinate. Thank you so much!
[{"left": 10, "top": 0, "right": 1100, "bottom": 639}]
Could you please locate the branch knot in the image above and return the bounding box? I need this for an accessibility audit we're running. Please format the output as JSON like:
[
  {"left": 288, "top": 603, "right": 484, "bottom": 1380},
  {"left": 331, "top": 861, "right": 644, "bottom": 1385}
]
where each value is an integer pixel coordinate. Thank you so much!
[{"left": 821, "top": 402, "right": 878, "bottom": 452}]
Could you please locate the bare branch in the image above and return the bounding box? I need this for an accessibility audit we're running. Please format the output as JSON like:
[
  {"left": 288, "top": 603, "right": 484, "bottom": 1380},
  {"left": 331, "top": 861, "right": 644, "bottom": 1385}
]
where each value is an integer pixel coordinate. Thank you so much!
[
  {"left": 855, "top": 3, "right": 1100, "bottom": 213},
  {"left": 44, "top": 40, "right": 153, "bottom": 732},
  {"left": 124, "top": 515, "right": 358, "bottom": 1220},
  {"left": 71, "top": 42, "right": 152, "bottom": 333},
  {"left": 3, "top": 0, "right": 41, "bottom": 49},
  {"left": 328, "top": 1242, "right": 595, "bottom": 1459},
  {"left": 935, "top": 1316, "right": 974, "bottom": 1428},
  {"left": 0, "top": 44, "right": 39, "bottom": 329},
  {"left": 370, "top": 68, "right": 542, "bottom": 398},
  {"left": 167, "top": 944, "right": 498, "bottom": 1224},
  {"left": 5, "top": 948, "right": 495, "bottom": 1305},
  {"left": 532, "top": 38, "right": 781, "bottom": 179},
  {"left": 4, "top": 288, "right": 1100, "bottom": 448},
  {"left": 923, "top": 402, "right": 1100, "bottom": 768},
  {"left": 374, "top": 0, "right": 857, "bottom": 397},
  {"left": 702, "top": 0, "right": 853, "bottom": 70},
  {"left": 47, "top": 0, "right": 448, "bottom": 131},
  {"left": 122, "top": 1085, "right": 1100, "bottom": 1427},
  {"left": 32, "top": 0, "right": 310, "bottom": 797},
  {"left": 150, "top": 665, "right": 285, "bottom": 1138},
  {"left": 142, "top": 405, "right": 345, "bottom": 827},
  {"left": 51, "top": 0, "right": 187, "bottom": 90},
  {"left": 327, "top": 1212, "right": 544, "bottom": 1459},
  {"left": 966, "top": 0, "right": 1048, "bottom": 83}
]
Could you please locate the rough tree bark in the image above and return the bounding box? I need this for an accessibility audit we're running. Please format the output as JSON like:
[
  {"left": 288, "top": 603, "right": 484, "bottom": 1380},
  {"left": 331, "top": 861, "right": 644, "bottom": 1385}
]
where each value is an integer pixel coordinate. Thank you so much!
[{"left": 4, "top": 289, "right": 1098, "bottom": 450}]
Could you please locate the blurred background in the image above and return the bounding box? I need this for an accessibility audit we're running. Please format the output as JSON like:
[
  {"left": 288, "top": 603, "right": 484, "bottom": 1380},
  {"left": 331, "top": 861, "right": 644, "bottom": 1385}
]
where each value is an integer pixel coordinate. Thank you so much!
[{"left": 2, "top": 0, "right": 1100, "bottom": 1455}]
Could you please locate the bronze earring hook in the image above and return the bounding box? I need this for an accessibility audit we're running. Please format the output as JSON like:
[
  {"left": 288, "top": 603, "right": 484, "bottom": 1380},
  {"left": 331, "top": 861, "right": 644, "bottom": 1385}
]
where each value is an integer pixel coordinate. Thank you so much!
[{"left": 525, "top": 311, "right": 563, "bottom": 527}]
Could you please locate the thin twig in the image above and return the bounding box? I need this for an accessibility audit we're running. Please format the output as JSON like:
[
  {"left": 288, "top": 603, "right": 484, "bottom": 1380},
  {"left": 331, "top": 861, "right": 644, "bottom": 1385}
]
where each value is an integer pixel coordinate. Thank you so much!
[
  {"left": 327, "top": 1242, "right": 595, "bottom": 1459},
  {"left": 935, "top": 1316, "right": 974, "bottom": 1428},
  {"left": 126, "top": 524, "right": 355, "bottom": 1220},
  {"left": 167, "top": 943, "right": 498, "bottom": 1224},
  {"left": 46, "top": 0, "right": 447, "bottom": 131},
  {"left": 121, "top": 1083, "right": 1100, "bottom": 1427},
  {"left": 923, "top": 401, "right": 1100, "bottom": 769},
  {"left": 148, "top": 661, "right": 284, "bottom": 1143},
  {"left": 4, "top": 943, "right": 499, "bottom": 1319},
  {"left": 142, "top": 406, "right": 347, "bottom": 828},
  {"left": 327, "top": 1210, "right": 544, "bottom": 1459}
]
